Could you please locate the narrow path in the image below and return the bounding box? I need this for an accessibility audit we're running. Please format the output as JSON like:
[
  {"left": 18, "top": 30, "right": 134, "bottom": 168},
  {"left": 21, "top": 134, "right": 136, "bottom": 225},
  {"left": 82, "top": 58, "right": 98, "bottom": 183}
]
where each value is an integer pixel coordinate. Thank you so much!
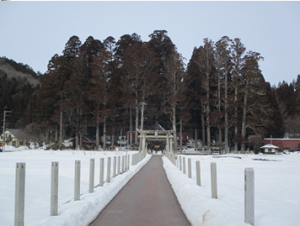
[{"left": 89, "top": 155, "right": 190, "bottom": 226}]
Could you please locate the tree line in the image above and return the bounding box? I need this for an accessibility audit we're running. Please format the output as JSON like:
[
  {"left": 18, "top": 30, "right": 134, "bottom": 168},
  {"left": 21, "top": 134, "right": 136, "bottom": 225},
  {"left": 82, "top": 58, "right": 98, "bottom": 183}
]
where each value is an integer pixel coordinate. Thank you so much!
[{"left": 1, "top": 30, "right": 299, "bottom": 152}]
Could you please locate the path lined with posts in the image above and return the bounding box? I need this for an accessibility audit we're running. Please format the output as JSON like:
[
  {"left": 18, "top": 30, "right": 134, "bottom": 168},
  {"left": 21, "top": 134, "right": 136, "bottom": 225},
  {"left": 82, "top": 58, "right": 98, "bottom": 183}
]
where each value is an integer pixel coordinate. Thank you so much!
[{"left": 89, "top": 155, "right": 190, "bottom": 226}]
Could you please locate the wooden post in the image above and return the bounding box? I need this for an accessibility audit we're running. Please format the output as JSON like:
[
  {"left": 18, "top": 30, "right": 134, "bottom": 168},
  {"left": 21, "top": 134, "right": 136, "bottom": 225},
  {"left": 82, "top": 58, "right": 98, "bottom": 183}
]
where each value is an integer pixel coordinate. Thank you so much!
[
  {"left": 15, "top": 163, "right": 25, "bottom": 226},
  {"left": 211, "top": 162, "right": 217, "bottom": 199},
  {"left": 74, "top": 160, "right": 80, "bottom": 201},
  {"left": 51, "top": 162, "right": 59, "bottom": 216},
  {"left": 245, "top": 168, "right": 254, "bottom": 225}
]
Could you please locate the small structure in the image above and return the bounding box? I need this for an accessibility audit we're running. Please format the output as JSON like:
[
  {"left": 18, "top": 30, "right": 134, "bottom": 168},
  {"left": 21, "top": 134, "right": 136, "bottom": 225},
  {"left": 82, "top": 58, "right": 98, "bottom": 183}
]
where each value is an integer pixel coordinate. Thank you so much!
[
  {"left": 137, "top": 122, "right": 175, "bottom": 155},
  {"left": 264, "top": 138, "right": 300, "bottom": 152},
  {"left": 260, "top": 144, "right": 279, "bottom": 154},
  {"left": 0, "top": 129, "right": 28, "bottom": 148}
]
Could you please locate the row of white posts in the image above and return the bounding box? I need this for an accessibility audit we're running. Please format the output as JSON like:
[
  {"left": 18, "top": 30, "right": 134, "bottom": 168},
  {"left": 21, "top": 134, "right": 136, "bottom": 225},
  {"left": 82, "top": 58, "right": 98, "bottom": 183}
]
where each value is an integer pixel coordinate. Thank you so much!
[
  {"left": 165, "top": 153, "right": 255, "bottom": 226},
  {"left": 14, "top": 152, "right": 145, "bottom": 226}
]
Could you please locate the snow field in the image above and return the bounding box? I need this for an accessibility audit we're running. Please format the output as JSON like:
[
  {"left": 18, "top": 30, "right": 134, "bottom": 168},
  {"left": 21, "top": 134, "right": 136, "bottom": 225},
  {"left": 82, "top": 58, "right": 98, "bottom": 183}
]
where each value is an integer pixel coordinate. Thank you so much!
[
  {"left": 163, "top": 153, "right": 300, "bottom": 226},
  {"left": 0, "top": 149, "right": 151, "bottom": 226}
]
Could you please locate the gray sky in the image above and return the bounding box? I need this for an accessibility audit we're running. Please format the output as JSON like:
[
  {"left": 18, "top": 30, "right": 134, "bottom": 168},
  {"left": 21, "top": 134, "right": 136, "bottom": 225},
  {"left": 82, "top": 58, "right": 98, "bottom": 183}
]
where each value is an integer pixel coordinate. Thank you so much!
[{"left": 0, "top": 1, "right": 299, "bottom": 86}]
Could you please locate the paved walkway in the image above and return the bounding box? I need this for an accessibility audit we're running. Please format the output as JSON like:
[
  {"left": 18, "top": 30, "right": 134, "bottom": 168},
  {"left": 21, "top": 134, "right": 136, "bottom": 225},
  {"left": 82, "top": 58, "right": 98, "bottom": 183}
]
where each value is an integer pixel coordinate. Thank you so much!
[{"left": 89, "top": 155, "right": 190, "bottom": 226}]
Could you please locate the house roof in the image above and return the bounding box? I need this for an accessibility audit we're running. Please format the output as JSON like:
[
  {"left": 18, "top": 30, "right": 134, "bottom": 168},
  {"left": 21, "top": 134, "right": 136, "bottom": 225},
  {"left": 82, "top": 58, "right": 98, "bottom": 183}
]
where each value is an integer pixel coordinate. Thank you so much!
[
  {"left": 2, "top": 129, "right": 28, "bottom": 140},
  {"left": 260, "top": 144, "right": 279, "bottom": 149},
  {"left": 151, "top": 122, "right": 165, "bottom": 131}
]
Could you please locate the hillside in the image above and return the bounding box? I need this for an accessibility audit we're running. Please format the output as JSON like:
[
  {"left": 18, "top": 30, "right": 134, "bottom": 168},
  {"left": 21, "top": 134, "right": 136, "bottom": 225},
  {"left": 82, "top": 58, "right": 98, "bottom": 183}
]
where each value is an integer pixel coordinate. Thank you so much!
[{"left": 0, "top": 57, "right": 40, "bottom": 87}]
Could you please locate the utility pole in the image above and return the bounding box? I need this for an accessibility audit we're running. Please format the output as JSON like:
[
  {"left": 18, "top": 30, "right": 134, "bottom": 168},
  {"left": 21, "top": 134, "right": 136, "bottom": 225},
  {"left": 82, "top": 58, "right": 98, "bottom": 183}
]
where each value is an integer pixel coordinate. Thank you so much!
[{"left": 2, "top": 110, "right": 11, "bottom": 152}]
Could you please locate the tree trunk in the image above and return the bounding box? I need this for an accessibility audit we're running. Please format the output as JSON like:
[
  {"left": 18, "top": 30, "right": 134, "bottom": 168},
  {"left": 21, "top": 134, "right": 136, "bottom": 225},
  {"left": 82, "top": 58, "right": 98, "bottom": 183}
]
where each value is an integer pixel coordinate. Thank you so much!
[
  {"left": 201, "top": 110, "right": 205, "bottom": 147},
  {"left": 59, "top": 112, "right": 63, "bottom": 149},
  {"left": 80, "top": 132, "right": 82, "bottom": 150},
  {"left": 180, "top": 119, "right": 182, "bottom": 153},
  {"left": 75, "top": 132, "right": 79, "bottom": 150},
  {"left": 218, "top": 71, "right": 222, "bottom": 153},
  {"left": 241, "top": 89, "right": 248, "bottom": 153},
  {"left": 55, "top": 124, "right": 58, "bottom": 142},
  {"left": 206, "top": 104, "right": 211, "bottom": 149},
  {"left": 206, "top": 71, "right": 211, "bottom": 150},
  {"left": 225, "top": 73, "right": 228, "bottom": 154},
  {"left": 195, "top": 125, "right": 198, "bottom": 151},
  {"left": 172, "top": 105, "right": 177, "bottom": 153},
  {"left": 234, "top": 85, "right": 238, "bottom": 153},
  {"left": 96, "top": 118, "right": 99, "bottom": 150},
  {"left": 130, "top": 107, "right": 133, "bottom": 149},
  {"left": 135, "top": 104, "right": 139, "bottom": 144},
  {"left": 103, "top": 117, "right": 106, "bottom": 151},
  {"left": 112, "top": 124, "right": 115, "bottom": 150}
]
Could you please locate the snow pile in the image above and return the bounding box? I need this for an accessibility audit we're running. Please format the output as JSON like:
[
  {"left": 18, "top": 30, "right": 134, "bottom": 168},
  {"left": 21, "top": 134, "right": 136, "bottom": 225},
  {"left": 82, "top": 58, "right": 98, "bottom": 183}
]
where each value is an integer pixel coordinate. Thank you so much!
[
  {"left": 41, "top": 154, "right": 151, "bottom": 226},
  {"left": 163, "top": 153, "right": 300, "bottom": 226},
  {"left": 163, "top": 157, "right": 248, "bottom": 226}
]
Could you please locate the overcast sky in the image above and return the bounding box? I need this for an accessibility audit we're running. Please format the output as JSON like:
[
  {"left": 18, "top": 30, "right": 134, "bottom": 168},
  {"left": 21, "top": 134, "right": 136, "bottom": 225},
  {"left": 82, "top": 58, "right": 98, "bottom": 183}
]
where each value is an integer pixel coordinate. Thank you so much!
[{"left": 0, "top": 1, "right": 299, "bottom": 87}]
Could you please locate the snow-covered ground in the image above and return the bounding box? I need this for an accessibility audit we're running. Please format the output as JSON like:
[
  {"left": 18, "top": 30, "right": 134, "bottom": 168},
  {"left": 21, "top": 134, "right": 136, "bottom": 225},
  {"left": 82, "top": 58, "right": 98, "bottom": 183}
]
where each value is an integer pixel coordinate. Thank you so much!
[
  {"left": 0, "top": 147, "right": 150, "bottom": 226},
  {"left": 163, "top": 152, "right": 300, "bottom": 226},
  {"left": 1, "top": 146, "right": 300, "bottom": 226}
]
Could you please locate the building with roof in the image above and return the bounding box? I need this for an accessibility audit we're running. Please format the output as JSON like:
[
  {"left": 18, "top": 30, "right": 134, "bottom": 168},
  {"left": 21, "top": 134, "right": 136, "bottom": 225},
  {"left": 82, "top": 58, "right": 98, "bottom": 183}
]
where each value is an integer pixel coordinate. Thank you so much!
[
  {"left": 0, "top": 129, "right": 29, "bottom": 148},
  {"left": 264, "top": 138, "right": 300, "bottom": 152},
  {"left": 260, "top": 144, "right": 279, "bottom": 154}
]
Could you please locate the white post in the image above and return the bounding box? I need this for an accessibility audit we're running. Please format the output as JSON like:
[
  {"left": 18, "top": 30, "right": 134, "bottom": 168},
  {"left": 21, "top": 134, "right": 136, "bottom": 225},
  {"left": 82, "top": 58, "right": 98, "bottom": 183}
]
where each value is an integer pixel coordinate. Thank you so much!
[
  {"left": 196, "top": 161, "right": 201, "bottom": 186},
  {"left": 166, "top": 133, "right": 170, "bottom": 152},
  {"left": 107, "top": 157, "right": 111, "bottom": 183},
  {"left": 183, "top": 156, "right": 186, "bottom": 174},
  {"left": 99, "top": 158, "right": 104, "bottom": 186},
  {"left": 50, "top": 162, "right": 59, "bottom": 216},
  {"left": 117, "top": 156, "right": 120, "bottom": 174},
  {"left": 142, "top": 134, "right": 146, "bottom": 158},
  {"left": 211, "top": 162, "right": 217, "bottom": 199},
  {"left": 113, "top": 156, "right": 116, "bottom": 177},
  {"left": 15, "top": 163, "right": 25, "bottom": 226},
  {"left": 74, "top": 160, "right": 80, "bottom": 201},
  {"left": 245, "top": 168, "right": 254, "bottom": 225},
  {"left": 188, "top": 158, "right": 192, "bottom": 178},
  {"left": 122, "top": 155, "right": 125, "bottom": 172},
  {"left": 180, "top": 156, "right": 182, "bottom": 171},
  {"left": 127, "top": 154, "right": 130, "bottom": 170},
  {"left": 89, "top": 159, "right": 95, "bottom": 193}
]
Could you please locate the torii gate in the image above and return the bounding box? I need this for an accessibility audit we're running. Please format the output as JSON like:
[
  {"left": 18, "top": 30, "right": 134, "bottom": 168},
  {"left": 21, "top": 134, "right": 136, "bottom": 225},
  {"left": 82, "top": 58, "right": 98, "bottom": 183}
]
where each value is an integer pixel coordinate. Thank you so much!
[{"left": 137, "top": 129, "right": 175, "bottom": 156}]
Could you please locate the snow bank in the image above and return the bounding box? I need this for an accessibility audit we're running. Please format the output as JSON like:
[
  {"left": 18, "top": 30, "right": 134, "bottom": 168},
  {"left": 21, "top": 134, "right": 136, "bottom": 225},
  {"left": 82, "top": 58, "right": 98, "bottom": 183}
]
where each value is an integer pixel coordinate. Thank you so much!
[
  {"left": 40, "top": 154, "right": 151, "bottom": 226},
  {"left": 163, "top": 156, "right": 249, "bottom": 226}
]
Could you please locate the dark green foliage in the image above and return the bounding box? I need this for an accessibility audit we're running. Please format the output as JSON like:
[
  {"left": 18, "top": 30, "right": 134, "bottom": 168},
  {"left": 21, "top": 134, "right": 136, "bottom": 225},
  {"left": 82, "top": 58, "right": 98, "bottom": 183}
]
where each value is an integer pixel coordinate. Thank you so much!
[{"left": 254, "top": 146, "right": 260, "bottom": 154}]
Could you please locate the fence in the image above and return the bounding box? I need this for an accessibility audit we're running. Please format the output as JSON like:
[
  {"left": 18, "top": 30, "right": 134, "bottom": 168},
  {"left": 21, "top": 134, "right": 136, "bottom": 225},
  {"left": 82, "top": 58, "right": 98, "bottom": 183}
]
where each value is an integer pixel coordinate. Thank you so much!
[
  {"left": 165, "top": 153, "right": 255, "bottom": 226},
  {"left": 13, "top": 151, "right": 145, "bottom": 226}
]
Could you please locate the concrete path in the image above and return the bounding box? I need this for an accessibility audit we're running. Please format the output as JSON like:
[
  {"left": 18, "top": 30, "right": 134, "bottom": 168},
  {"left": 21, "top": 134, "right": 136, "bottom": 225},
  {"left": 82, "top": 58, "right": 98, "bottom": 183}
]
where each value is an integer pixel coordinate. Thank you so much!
[{"left": 89, "top": 155, "right": 190, "bottom": 226}]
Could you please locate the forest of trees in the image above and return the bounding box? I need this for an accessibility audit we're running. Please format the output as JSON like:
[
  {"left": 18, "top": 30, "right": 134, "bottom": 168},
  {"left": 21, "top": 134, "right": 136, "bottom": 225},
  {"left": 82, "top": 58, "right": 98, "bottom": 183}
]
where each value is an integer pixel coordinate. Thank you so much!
[{"left": 1, "top": 30, "right": 299, "bottom": 152}]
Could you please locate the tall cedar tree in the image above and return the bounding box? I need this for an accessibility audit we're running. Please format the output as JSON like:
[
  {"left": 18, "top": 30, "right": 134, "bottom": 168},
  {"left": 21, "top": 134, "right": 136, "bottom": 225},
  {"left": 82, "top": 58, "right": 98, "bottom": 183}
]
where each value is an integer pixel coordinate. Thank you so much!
[{"left": 163, "top": 47, "right": 186, "bottom": 152}]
